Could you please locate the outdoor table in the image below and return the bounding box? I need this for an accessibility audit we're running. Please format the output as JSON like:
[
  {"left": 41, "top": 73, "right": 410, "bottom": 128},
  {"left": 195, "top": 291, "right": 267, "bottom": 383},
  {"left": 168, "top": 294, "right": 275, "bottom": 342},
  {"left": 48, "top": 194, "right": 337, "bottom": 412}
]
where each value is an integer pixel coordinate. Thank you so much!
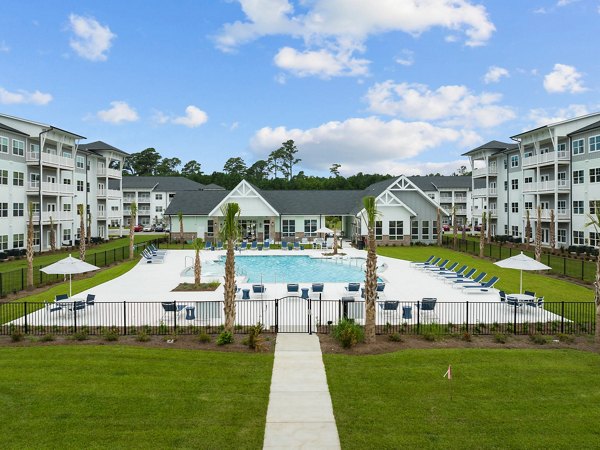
[
  {"left": 242, "top": 289, "right": 250, "bottom": 300},
  {"left": 301, "top": 288, "right": 309, "bottom": 299},
  {"left": 507, "top": 293, "right": 535, "bottom": 307},
  {"left": 185, "top": 306, "right": 195, "bottom": 321}
]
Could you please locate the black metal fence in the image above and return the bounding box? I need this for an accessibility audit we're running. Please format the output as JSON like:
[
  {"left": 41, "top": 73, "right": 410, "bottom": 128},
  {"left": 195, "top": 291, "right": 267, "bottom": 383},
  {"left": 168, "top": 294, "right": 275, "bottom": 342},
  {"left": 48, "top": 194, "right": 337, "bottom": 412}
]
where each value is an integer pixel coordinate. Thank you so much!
[
  {"left": 0, "top": 238, "right": 166, "bottom": 297},
  {"left": 0, "top": 298, "right": 595, "bottom": 337},
  {"left": 442, "top": 235, "right": 597, "bottom": 283}
]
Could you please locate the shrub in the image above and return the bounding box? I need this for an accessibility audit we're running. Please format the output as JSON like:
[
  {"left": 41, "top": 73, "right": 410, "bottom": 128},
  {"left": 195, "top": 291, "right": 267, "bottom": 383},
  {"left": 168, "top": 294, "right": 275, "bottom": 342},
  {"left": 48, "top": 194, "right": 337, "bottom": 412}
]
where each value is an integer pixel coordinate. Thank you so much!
[
  {"left": 10, "top": 329, "right": 24, "bottom": 342},
  {"left": 494, "top": 333, "right": 508, "bottom": 344},
  {"left": 197, "top": 332, "right": 211, "bottom": 344},
  {"left": 332, "top": 319, "right": 364, "bottom": 348},
  {"left": 136, "top": 331, "right": 151, "bottom": 342},
  {"left": 158, "top": 322, "right": 169, "bottom": 335},
  {"left": 422, "top": 324, "right": 444, "bottom": 342},
  {"left": 73, "top": 331, "right": 88, "bottom": 341},
  {"left": 529, "top": 334, "right": 548, "bottom": 345},
  {"left": 40, "top": 334, "right": 55, "bottom": 342},
  {"left": 388, "top": 333, "right": 403, "bottom": 342},
  {"left": 462, "top": 332, "right": 472, "bottom": 342},
  {"left": 217, "top": 331, "right": 234, "bottom": 345},
  {"left": 556, "top": 333, "right": 575, "bottom": 344},
  {"left": 244, "top": 323, "right": 266, "bottom": 351},
  {"left": 103, "top": 328, "right": 119, "bottom": 342}
]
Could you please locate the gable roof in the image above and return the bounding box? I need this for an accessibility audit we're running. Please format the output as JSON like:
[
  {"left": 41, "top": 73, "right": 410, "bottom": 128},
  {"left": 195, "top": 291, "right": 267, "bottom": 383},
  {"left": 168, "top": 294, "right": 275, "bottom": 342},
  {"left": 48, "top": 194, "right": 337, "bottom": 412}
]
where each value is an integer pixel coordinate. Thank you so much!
[
  {"left": 409, "top": 175, "right": 471, "bottom": 191},
  {"left": 568, "top": 119, "right": 600, "bottom": 136},
  {"left": 462, "top": 140, "right": 517, "bottom": 156},
  {"left": 0, "top": 122, "right": 29, "bottom": 137},
  {"left": 165, "top": 190, "right": 229, "bottom": 215},
  {"left": 79, "top": 140, "right": 129, "bottom": 155},
  {"left": 122, "top": 176, "right": 207, "bottom": 191},
  {"left": 263, "top": 190, "right": 364, "bottom": 215},
  {"left": 208, "top": 180, "right": 279, "bottom": 216}
]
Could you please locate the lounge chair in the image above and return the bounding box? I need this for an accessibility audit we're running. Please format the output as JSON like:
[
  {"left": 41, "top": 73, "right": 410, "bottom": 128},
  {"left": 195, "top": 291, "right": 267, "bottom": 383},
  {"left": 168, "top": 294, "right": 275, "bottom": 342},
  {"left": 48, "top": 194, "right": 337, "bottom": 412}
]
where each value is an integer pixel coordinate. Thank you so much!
[
  {"left": 413, "top": 256, "right": 441, "bottom": 269},
  {"left": 205, "top": 241, "right": 213, "bottom": 251},
  {"left": 252, "top": 284, "right": 266, "bottom": 294},
  {"left": 161, "top": 302, "right": 186, "bottom": 321},
  {"left": 417, "top": 298, "right": 438, "bottom": 322},
  {"left": 409, "top": 255, "right": 434, "bottom": 267},
  {"left": 263, "top": 240, "right": 270, "bottom": 250},
  {"left": 216, "top": 242, "right": 224, "bottom": 250},
  {"left": 293, "top": 241, "right": 300, "bottom": 250},
  {"left": 462, "top": 276, "right": 499, "bottom": 293},
  {"left": 452, "top": 272, "right": 486, "bottom": 288},
  {"left": 148, "top": 244, "right": 167, "bottom": 255},
  {"left": 86, "top": 294, "right": 95, "bottom": 306},
  {"left": 281, "top": 240, "right": 288, "bottom": 250},
  {"left": 427, "top": 261, "right": 457, "bottom": 273},
  {"left": 251, "top": 241, "right": 257, "bottom": 250},
  {"left": 345, "top": 282, "right": 361, "bottom": 293},
  {"left": 142, "top": 250, "right": 164, "bottom": 264},
  {"left": 287, "top": 283, "right": 299, "bottom": 293},
  {"left": 444, "top": 268, "right": 476, "bottom": 282},
  {"left": 423, "top": 259, "right": 449, "bottom": 271},
  {"left": 435, "top": 264, "right": 465, "bottom": 277},
  {"left": 240, "top": 241, "right": 248, "bottom": 251}
]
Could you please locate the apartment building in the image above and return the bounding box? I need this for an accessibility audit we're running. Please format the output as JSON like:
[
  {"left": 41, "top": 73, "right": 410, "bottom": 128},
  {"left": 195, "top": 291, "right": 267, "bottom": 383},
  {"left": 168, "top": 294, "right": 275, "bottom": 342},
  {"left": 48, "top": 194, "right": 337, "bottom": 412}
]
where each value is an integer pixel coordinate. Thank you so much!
[
  {"left": 122, "top": 176, "right": 223, "bottom": 227},
  {"left": 409, "top": 176, "right": 472, "bottom": 226},
  {"left": 464, "top": 112, "right": 600, "bottom": 248},
  {"left": 0, "top": 113, "right": 127, "bottom": 252}
]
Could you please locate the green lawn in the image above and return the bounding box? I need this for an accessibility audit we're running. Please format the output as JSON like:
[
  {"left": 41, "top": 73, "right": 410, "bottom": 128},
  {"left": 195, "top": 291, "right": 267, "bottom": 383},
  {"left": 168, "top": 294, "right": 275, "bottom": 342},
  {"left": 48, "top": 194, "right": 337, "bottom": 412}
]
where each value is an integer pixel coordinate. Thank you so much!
[
  {"left": 325, "top": 349, "right": 600, "bottom": 449},
  {"left": 0, "top": 346, "right": 273, "bottom": 449}
]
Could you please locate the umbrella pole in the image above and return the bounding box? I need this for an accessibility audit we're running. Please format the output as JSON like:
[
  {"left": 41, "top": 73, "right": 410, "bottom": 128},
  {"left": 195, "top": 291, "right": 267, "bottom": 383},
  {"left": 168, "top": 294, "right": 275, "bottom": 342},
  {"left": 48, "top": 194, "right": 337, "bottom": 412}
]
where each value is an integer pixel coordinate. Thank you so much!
[
  {"left": 70, "top": 274, "right": 72, "bottom": 297},
  {"left": 520, "top": 270, "right": 523, "bottom": 294}
]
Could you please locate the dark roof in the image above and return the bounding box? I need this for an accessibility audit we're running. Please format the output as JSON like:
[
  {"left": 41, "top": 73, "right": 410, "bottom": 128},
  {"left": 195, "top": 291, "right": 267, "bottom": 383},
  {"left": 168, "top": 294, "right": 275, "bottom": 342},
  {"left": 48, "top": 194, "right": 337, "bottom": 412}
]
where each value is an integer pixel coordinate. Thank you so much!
[
  {"left": 203, "top": 183, "right": 226, "bottom": 190},
  {"left": 262, "top": 190, "right": 364, "bottom": 215},
  {"left": 0, "top": 122, "right": 29, "bottom": 137},
  {"left": 122, "top": 176, "right": 206, "bottom": 191},
  {"left": 462, "top": 140, "right": 517, "bottom": 156},
  {"left": 568, "top": 120, "right": 600, "bottom": 136},
  {"left": 79, "top": 140, "right": 128, "bottom": 155},
  {"left": 165, "top": 190, "right": 229, "bottom": 215},
  {"left": 409, "top": 175, "right": 471, "bottom": 191}
]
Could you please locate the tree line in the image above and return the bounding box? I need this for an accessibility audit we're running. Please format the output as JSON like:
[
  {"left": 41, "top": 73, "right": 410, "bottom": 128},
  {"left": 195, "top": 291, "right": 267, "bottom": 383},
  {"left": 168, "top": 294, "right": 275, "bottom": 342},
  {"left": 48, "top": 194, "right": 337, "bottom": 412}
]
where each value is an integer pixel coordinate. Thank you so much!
[{"left": 123, "top": 139, "right": 469, "bottom": 190}]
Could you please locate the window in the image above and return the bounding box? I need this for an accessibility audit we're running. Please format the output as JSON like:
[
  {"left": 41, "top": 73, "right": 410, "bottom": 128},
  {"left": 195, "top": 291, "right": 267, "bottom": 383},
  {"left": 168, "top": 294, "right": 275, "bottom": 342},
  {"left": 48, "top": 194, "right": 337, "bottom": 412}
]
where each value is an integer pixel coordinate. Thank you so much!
[
  {"left": 111, "top": 206, "right": 118, "bottom": 212},
  {"left": 63, "top": 229, "right": 71, "bottom": 243},
  {"left": 155, "top": 194, "right": 163, "bottom": 200},
  {"left": 86, "top": 182, "right": 90, "bottom": 193},
  {"left": 0, "top": 203, "right": 7, "bottom": 217},
  {"left": 558, "top": 200, "right": 567, "bottom": 212},
  {"left": 573, "top": 201, "right": 584, "bottom": 214},
  {"left": 411, "top": 220, "right": 419, "bottom": 240},
  {"left": 511, "top": 179, "right": 519, "bottom": 190},
  {"left": 12, "top": 139, "right": 24, "bottom": 156},
  {"left": 573, "top": 170, "right": 584, "bottom": 184},
  {"left": 590, "top": 201, "right": 600, "bottom": 215},
  {"left": 12, "top": 203, "right": 23, "bottom": 217},
  {"left": 524, "top": 176, "right": 533, "bottom": 184},
  {"left": 524, "top": 201, "right": 532, "bottom": 210},
  {"left": 590, "top": 168, "right": 600, "bottom": 183},
  {"left": 427, "top": 193, "right": 435, "bottom": 200},
  {"left": 511, "top": 202, "right": 519, "bottom": 213},
  {"left": 503, "top": 159, "right": 507, "bottom": 169},
  {"left": 511, "top": 154, "right": 519, "bottom": 167},
  {"left": 12, "top": 171, "right": 23, "bottom": 186},
  {"left": 304, "top": 219, "right": 317, "bottom": 236},
  {"left": 63, "top": 203, "right": 71, "bottom": 212},
  {"left": 524, "top": 150, "right": 533, "bottom": 158},
  {"left": 0, "top": 136, "right": 8, "bottom": 153},
  {"left": 388, "top": 221, "right": 403, "bottom": 240},
  {"left": 0, "top": 235, "right": 7, "bottom": 250},
  {"left": 12, "top": 233, "right": 24, "bottom": 248},
  {"left": 282, "top": 219, "right": 295, "bottom": 237},
  {"left": 557, "top": 229, "right": 566, "bottom": 244},
  {"left": 77, "top": 180, "right": 84, "bottom": 192},
  {"left": 156, "top": 206, "right": 163, "bottom": 213},
  {"left": 504, "top": 181, "right": 508, "bottom": 191},
  {"left": 590, "top": 135, "right": 600, "bottom": 152},
  {"left": 76, "top": 156, "right": 85, "bottom": 169},
  {"left": 558, "top": 142, "right": 566, "bottom": 152},
  {"left": 572, "top": 139, "right": 584, "bottom": 155},
  {"left": 573, "top": 230, "right": 584, "bottom": 245},
  {"left": 504, "top": 202, "right": 508, "bottom": 213},
  {"left": 511, "top": 226, "right": 519, "bottom": 237},
  {"left": 375, "top": 221, "right": 382, "bottom": 240},
  {"left": 0, "top": 170, "right": 7, "bottom": 185},
  {"left": 207, "top": 219, "right": 214, "bottom": 236},
  {"left": 63, "top": 178, "right": 71, "bottom": 185},
  {"left": 421, "top": 221, "right": 430, "bottom": 240},
  {"left": 504, "top": 225, "right": 509, "bottom": 235},
  {"left": 590, "top": 232, "right": 600, "bottom": 247}
]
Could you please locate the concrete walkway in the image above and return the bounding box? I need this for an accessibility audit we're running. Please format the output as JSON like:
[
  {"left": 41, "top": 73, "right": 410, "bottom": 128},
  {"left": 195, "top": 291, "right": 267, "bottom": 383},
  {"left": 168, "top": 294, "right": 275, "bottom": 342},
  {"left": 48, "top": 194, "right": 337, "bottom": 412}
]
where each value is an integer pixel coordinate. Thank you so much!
[{"left": 263, "top": 334, "right": 341, "bottom": 449}]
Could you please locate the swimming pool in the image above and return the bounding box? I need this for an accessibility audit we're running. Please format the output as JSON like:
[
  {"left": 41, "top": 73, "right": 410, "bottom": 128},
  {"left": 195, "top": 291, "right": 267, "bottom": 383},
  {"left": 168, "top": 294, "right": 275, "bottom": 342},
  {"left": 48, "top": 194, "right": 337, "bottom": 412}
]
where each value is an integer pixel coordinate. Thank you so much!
[{"left": 182, "top": 255, "right": 369, "bottom": 283}]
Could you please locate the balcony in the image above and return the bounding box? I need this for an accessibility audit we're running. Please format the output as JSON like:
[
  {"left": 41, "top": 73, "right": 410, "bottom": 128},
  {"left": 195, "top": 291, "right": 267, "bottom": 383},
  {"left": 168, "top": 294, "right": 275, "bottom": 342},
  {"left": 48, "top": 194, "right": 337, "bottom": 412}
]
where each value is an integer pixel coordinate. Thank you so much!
[
  {"left": 522, "top": 150, "right": 569, "bottom": 168},
  {"left": 137, "top": 196, "right": 151, "bottom": 203},
  {"left": 123, "top": 196, "right": 136, "bottom": 203},
  {"left": 472, "top": 187, "right": 497, "bottom": 197},
  {"left": 472, "top": 165, "right": 498, "bottom": 178},
  {"left": 97, "top": 167, "right": 122, "bottom": 178},
  {"left": 522, "top": 179, "right": 569, "bottom": 193},
  {"left": 440, "top": 195, "right": 453, "bottom": 202},
  {"left": 454, "top": 208, "right": 468, "bottom": 215},
  {"left": 122, "top": 209, "right": 132, "bottom": 216},
  {"left": 26, "top": 151, "right": 74, "bottom": 170},
  {"left": 97, "top": 188, "right": 121, "bottom": 199},
  {"left": 31, "top": 212, "right": 72, "bottom": 223},
  {"left": 138, "top": 209, "right": 151, "bottom": 216},
  {"left": 454, "top": 195, "right": 467, "bottom": 202},
  {"left": 523, "top": 208, "right": 570, "bottom": 221},
  {"left": 26, "top": 181, "right": 74, "bottom": 196}
]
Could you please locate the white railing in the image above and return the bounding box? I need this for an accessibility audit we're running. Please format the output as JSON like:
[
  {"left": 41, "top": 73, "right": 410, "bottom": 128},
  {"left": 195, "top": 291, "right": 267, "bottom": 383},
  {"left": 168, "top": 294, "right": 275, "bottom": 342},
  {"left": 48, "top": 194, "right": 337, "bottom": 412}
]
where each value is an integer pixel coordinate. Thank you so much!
[
  {"left": 31, "top": 212, "right": 71, "bottom": 223},
  {"left": 122, "top": 209, "right": 132, "bottom": 215},
  {"left": 440, "top": 195, "right": 453, "bottom": 202},
  {"left": 137, "top": 196, "right": 151, "bottom": 202},
  {"left": 26, "top": 151, "right": 74, "bottom": 169},
  {"left": 522, "top": 150, "right": 569, "bottom": 168},
  {"left": 454, "top": 208, "right": 468, "bottom": 215},
  {"left": 523, "top": 179, "right": 569, "bottom": 193},
  {"left": 123, "top": 196, "right": 136, "bottom": 202},
  {"left": 97, "top": 188, "right": 121, "bottom": 198},
  {"left": 454, "top": 196, "right": 467, "bottom": 202},
  {"left": 97, "top": 167, "right": 122, "bottom": 178},
  {"left": 27, "top": 181, "right": 74, "bottom": 195},
  {"left": 473, "top": 187, "right": 497, "bottom": 197},
  {"left": 472, "top": 165, "right": 498, "bottom": 177},
  {"left": 524, "top": 209, "right": 570, "bottom": 220}
]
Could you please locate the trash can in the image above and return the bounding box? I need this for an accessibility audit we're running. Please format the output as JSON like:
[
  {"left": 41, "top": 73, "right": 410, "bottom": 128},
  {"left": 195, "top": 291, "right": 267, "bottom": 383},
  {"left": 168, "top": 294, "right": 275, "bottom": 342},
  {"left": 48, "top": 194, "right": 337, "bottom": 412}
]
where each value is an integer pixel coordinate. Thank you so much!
[
  {"left": 402, "top": 306, "right": 412, "bottom": 320},
  {"left": 357, "top": 240, "right": 364, "bottom": 250}
]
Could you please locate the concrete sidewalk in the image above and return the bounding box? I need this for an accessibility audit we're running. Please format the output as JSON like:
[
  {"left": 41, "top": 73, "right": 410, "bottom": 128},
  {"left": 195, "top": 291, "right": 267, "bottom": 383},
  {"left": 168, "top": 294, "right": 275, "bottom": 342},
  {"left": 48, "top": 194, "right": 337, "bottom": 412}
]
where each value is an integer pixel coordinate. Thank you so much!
[{"left": 263, "top": 334, "right": 340, "bottom": 449}]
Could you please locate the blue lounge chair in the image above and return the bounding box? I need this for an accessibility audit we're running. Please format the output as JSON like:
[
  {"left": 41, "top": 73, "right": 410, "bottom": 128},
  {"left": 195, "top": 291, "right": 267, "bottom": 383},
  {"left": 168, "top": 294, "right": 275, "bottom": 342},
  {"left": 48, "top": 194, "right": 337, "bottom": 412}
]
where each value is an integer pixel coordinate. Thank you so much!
[
  {"left": 436, "top": 264, "right": 467, "bottom": 277},
  {"left": 413, "top": 256, "right": 441, "bottom": 269},
  {"left": 345, "top": 282, "right": 360, "bottom": 293},
  {"left": 287, "top": 283, "right": 299, "bottom": 293},
  {"left": 281, "top": 240, "right": 288, "bottom": 250},
  {"left": 453, "top": 272, "right": 486, "bottom": 287},
  {"left": 293, "top": 241, "right": 300, "bottom": 250},
  {"left": 142, "top": 249, "right": 164, "bottom": 264},
  {"left": 409, "top": 255, "right": 434, "bottom": 267},
  {"left": 161, "top": 302, "right": 186, "bottom": 321},
  {"left": 444, "top": 268, "right": 476, "bottom": 281},
  {"left": 463, "top": 276, "right": 499, "bottom": 292},
  {"left": 148, "top": 244, "right": 167, "bottom": 255},
  {"left": 205, "top": 241, "right": 213, "bottom": 250},
  {"left": 427, "top": 261, "right": 457, "bottom": 272},
  {"left": 216, "top": 242, "right": 224, "bottom": 250},
  {"left": 251, "top": 241, "right": 258, "bottom": 250},
  {"left": 424, "top": 259, "right": 449, "bottom": 271}
]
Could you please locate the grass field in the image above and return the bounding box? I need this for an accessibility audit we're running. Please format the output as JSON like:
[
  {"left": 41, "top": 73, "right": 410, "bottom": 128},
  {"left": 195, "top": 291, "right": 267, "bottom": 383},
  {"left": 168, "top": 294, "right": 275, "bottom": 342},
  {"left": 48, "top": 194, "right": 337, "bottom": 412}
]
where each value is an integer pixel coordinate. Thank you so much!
[
  {"left": 325, "top": 349, "right": 600, "bottom": 449},
  {"left": 0, "top": 346, "right": 273, "bottom": 449}
]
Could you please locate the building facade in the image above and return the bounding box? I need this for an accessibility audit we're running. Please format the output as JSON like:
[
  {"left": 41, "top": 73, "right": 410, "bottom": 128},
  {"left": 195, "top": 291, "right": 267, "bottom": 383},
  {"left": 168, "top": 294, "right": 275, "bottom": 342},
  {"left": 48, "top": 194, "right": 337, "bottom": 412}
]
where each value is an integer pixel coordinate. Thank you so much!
[
  {"left": 0, "top": 113, "right": 127, "bottom": 252},
  {"left": 464, "top": 112, "right": 600, "bottom": 248}
]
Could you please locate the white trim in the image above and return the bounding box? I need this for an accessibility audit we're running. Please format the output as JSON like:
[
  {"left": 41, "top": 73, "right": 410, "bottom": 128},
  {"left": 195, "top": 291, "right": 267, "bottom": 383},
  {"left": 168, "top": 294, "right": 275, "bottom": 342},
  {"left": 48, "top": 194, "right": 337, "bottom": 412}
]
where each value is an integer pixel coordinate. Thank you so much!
[{"left": 208, "top": 180, "right": 279, "bottom": 216}]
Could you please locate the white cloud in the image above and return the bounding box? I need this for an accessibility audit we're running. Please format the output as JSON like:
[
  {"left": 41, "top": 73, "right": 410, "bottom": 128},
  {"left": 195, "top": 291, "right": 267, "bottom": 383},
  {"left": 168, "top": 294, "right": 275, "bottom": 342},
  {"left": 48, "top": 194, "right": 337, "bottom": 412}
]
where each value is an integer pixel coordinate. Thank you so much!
[
  {"left": 0, "top": 41, "right": 9, "bottom": 53},
  {"left": 527, "top": 104, "right": 592, "bottom": 127},
  {"left": 557, "top": 0, "right": 580, "bottom": 6},
  {"left": 273, "top": 45, "right": 369, "bottom": 78},
  {"left": 250, "top": 116, "right": 476, "bottom": 174},
  {"left": 484, "top": 66, "right": 509, "bottom": 84},
  {"left": 543, "top": 63, "right": 586, "bottom": 93},
  {"left": 395, "top": 49, "right": 414, "bottom": 66},
  {"left": 216, "top": 0, "right": 495, "bottom": 78},
  {"left": 365, "top": 81, "right": 515, "bottom": 128},
  {"left": 171, "top": 105, "right": 208, "bottom": 128},
  {"left": 0, "top": 87, "right": 52, "bottom": 105},
  {"left": 68, "top": 14, "right": 116, "bottom": 61},
  {"left": 97, "top": 101, "right": 139, "bottom": 123}
]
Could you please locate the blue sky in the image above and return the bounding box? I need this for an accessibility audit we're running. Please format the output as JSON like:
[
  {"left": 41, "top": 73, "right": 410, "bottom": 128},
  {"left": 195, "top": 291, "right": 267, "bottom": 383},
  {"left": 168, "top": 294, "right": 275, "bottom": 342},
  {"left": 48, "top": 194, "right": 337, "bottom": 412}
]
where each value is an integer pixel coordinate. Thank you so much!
[{"left": 1, "top": 0, "right": 599, "bottom": 176}]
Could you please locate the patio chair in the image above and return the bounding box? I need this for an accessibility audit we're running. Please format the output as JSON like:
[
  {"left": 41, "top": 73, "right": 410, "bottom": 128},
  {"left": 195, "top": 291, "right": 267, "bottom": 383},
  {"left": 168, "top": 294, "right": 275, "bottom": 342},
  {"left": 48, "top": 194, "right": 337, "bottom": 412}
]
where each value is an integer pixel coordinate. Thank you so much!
[
  {"left": 409, "top": 255, "right": 434, "bottom": 267},
  {"left": 293, "top": 241, "right": 300, "bottom": 250},
  {"left": 498, "top": 290, "right": 507, "bottom": 303},
  {"left": 379, "top": 301, "right": 399, "bottom": 321},
  {"left": 252, "top": 284, "right": 267, "bottom": 294},
  {"left": 417, "top": 298, "right": 438, "bottom": 322},
  {"left": 462, "top": 276, "right": 499, "bottom": 293},
  {"left": 506, "top": 296, "right": 521, "bottom": 309},
  {"left": 86, "top": 294, "right": 95, "bottom": 306},
  {"left": 530, "top": 296, "right": 544, "bottom": 309},
  {"left": 205, "top": 241, "right": 213, "bottom": 251},
  {"left": 345, "top": 282, "right": 361, "bottom": 293},
  {"left": 55, "top": 293, "right": 69, "bottom": 302},
  {"left": 251, "top": 241, "right": 257, "bottom": 250},
  {"left": 311, "top": 282, "right": 324, "bottom": 293},
  {"left": 216, "top": 242, "right": 224, "bottom": 250},
  {"left": 281, "top": 240, "right": 288, "bottom": 250},
  {"left": 452, "top": 272, "right": 486, "bottom": 288},
  {"left": 287, "top": 283, "right": 299, "bottom": 293},
  {"left": 161, "top": 302, "right": 186, "bottom": 321},
  {"left": 443, "top": 268, "right": 475, "bottom": 281},
  {"left": 68, "top": 301, "right": 86, "bottom": 314},
  {"left": 47, "top": 301, "right": 64, "bottom": 314},
  {"left": 524, "top": 290, "right": 536, "bottom": 298}
]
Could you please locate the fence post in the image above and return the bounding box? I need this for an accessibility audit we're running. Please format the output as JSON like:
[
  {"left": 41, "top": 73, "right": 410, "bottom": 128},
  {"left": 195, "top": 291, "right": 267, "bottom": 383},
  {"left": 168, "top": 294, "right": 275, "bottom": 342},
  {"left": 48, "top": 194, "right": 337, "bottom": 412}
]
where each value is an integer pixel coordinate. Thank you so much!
[
  {"left": 24, "top": 302, "right": 28, "bottom": 334},
  {"left": 113, "top": 248, "right": 116, "bottom": 263},
  {"left": 561, "top": 301, "right": 565, "bottom": 333},
  {"left": 39, "top": 265, "right": 43, "bottom": 285},
  {"left": 275, "top": 299, "right": 279, "bottom": 333},
  {"left": 416, "top": 301, "right": 421, "bottom": 335},
  {"left": 173, "top": 301, "right": 177, "bottom": 332},
  {"left": 308, "top": 298, "right": 312, "bottom": 335},
  {"left": 513, "top": 303, "right": 517, "bottom": 335},
  {"left": 123, "top": 301, "right": 127, "bottom": 335},
  {"left": 465, "top": 301, "right": 469, "bottom": 332},
  {"left": 74, "top": 304, "right": 78, "bottom": 333},
  {"left": 94, "top": 253, "right": 97, "bottom": 266}
]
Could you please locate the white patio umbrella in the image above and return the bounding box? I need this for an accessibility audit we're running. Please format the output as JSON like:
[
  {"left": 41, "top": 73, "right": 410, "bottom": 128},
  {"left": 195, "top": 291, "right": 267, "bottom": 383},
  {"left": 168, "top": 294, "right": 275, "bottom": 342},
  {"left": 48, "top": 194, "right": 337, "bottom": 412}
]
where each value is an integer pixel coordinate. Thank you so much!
[
  {"left": 40, "top": 254, "right": 100, "bottom": 297},
  {"left": 315, "top": 226, "right": 334, "bottom": 234},
  {"left": 494, "top": 252, "right": 551, "bottom": 294}
]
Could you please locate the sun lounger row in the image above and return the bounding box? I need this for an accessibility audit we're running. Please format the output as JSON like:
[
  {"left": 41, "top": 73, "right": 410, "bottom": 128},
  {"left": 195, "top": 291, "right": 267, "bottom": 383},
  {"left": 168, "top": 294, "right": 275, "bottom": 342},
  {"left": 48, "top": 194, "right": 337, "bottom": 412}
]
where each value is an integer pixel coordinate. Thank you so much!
[
  {"left": 141, "top": 248, "right": 165, "bottom": 263},
  {"left": 414, "top": 256, "right": 499, "bottom": 293}
]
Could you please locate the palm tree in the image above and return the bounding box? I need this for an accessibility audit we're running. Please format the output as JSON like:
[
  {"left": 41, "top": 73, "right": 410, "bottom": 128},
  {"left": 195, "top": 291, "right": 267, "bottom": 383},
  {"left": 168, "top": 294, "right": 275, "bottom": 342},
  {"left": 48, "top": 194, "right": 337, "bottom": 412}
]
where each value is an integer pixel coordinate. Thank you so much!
[
  {"left": 525, "top": 209, "right": 532, "bottom": 250},
  {"left": 129, "top": 201, "right": 137, "bottom": 260},
  {"left": 178, "top": 210, "right": 184, "bottom": 244},
  {"left": 49, "top": 216, "right": 56, "bottom": 252},
  {"left": 26, "top": 202, "right": 34, "bottom": 289},
  {"left": 535, "top": 206, "right": 542, "bottom": 262},
  {"left": 550, "top": 209, "right": 556, "bottom": 250},
  {"left": 479, "top": 211, "right": 486, "bottom": 258},
  {"left": 77, "top": 204, "right": 86, "bottom": 262},
  {"left": 86, "top": 210, "right": 92, "bottom": 245},
  {"left": 487, "top": 211, "right": 492, "bottom": 243},
  {"left": 452, "top": 206, "right": 458, "bottom": 249},
  {"left": 220, "top": 202, "right": 241, "bottom": 333},
  {"left": 330, "top": 217, "right": 342, "bottom": 255},
  {"left": 362, "top": 196, "right": 379, "bottom": 344},
  {"left": 436, "top": 208, "right": 442, "bottom": 246},
  {"left": 192, "top": 237, "right": 204, "bottom": 287},
  {"left": 584, "top": 212, "right": 600, "bottom": 345}
]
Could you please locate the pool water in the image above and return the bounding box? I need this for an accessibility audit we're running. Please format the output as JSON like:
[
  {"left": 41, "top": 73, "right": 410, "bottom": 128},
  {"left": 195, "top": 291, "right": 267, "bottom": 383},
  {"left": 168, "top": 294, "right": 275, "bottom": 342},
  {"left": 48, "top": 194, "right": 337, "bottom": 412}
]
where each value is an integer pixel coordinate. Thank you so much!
[{"left": 182, "top": 255, "right": 368, "bottom": 283}]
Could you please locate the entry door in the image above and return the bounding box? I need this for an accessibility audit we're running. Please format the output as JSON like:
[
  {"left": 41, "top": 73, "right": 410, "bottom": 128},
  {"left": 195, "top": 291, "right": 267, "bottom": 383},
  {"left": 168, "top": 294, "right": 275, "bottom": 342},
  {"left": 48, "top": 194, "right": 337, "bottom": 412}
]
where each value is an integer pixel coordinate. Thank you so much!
[
  {"left": 47, "top": 203, "right": 56, "bottom": 212},
  {"left": 264, "top": 220, "right": 270, "bottom": 241},
  {"left": 542, "top": 228, "right": 549, "bottom": 243}
]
